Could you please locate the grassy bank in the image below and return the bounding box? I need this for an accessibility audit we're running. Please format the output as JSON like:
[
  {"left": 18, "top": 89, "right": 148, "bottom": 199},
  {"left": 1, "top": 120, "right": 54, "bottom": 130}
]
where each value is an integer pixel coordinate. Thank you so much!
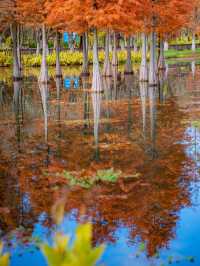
[{"left": 0, "top": 49, "right": 200, "bottom": 67}]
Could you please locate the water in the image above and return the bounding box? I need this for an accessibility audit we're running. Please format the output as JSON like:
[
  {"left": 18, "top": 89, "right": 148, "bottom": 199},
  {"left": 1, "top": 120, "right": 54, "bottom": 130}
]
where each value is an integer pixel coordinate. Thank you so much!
[{"left": 0, "top": 61, "right": 200, "bottom": 266}]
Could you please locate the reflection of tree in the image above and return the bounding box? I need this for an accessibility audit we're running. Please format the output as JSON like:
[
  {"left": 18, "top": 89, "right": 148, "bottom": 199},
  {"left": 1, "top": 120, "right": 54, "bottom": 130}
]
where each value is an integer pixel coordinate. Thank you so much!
[
  {"left": 140, "top": 82, "right": 148, "bottom": 141},
  {"left": 38, "top": 81, "right": 50, "bottom": 166},
  {"left": 92, "top": 91, "right": 101, "bottom": 161},
  {"left": 13, "top": 80, "right": 24, "bottom": 153},
  {"left": 0, "top": 69, "right": 194, "bottom": 258},
  {"left": 82, "top": 76, "right": 90, "bottom": 132},
  {"left": 149, "top": 86, "right": 157, "bottom": 159},
  {"left": 55, "top": 77, "right": 62, "bottom": 158}
]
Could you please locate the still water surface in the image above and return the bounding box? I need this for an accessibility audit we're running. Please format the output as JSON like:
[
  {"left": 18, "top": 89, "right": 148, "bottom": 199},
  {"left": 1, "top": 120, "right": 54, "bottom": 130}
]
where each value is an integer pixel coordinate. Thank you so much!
[{"left": 0, "top": 62, "right": 200, "bottom": 266}]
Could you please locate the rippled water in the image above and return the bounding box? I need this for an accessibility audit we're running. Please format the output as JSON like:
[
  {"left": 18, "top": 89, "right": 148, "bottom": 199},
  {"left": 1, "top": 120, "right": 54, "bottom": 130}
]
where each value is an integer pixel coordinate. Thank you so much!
[{"left": 0, "top": 62, "right": 200, "bottom": 266}]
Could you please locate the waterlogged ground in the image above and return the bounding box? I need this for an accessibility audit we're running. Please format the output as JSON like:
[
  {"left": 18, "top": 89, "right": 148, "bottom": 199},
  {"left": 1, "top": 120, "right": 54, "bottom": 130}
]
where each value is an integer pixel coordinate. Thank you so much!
[{"left": 0, "top": 62, "right": 200, "bottom": 265}]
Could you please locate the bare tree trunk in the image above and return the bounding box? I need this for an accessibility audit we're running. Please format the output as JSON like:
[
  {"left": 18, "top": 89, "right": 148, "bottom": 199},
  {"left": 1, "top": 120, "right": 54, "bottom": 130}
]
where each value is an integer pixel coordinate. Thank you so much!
[
  {"left": 124, "top": 36, "right": 133, "bottom": 75},
  {"left": 140, "top": 33, "right": 148, "bottom": 82},
  {"left": 112, "top": 31, "right": 118, "bottom": 66},
  {"left": 17, "top": 24, "right": 22, "bottom": 74},
  {"left": 39, "top": 24, "right": 48, "bottom": 83},
  {"left": 103, "top": 29, "right": 112, "bottom": 77},
  {"left": 55, "top": 31, "right": 62, "bottom": 78},
  {"left": 92, "top": 28, "right": 102, "bottom": 92},
  {"left": 36, "top": 29, "right": 41, "bottom": 55},
  {"left": 164, "top": 41, "right": 168, "bottom": 51},
  {"left": 10, "top": 23, "right": 21, "bottom": 80},
  {"left": 192, "top": 32, "right": 196, "bottom": 52},
  {"left": 81, "top": 32, "right": 89, "bottom": 76},
  {"left": 158, "top": 38, "right": 166, "bottom": 70},
  {"left": 149, "top": 31, "right": 157, "bottom": 86}
]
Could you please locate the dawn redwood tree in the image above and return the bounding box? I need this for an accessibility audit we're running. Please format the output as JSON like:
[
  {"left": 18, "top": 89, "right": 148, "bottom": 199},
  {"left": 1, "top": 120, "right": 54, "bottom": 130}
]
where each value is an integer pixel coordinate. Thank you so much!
[
  {"left": 17, "top": 0, "right": 49, "bottom": 83},
  {"left": 46, "top": 0, "right": 89, "bottom": 77},
  {"left": 0, "top": 0, "right": 22, "bottom": 79}
]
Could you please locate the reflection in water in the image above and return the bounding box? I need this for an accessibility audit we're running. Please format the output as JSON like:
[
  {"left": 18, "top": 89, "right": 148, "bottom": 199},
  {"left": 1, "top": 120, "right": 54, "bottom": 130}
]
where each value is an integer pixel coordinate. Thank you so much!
[
  {"left": 0, "top": 63, "right": 200, "bottom": 265},
  {"left": 38, "top": 81, "right": 50, "bottom": 166},
  {"left": 13, "top": 81, "right": 23, "bottom": 152},
  {"left": 149, "top": 86, "right": 157, "bottom": 159},
  {"left": 139, "top": 82, "right": 148, "bottom": 140},
  {"left": 92, "top": 91, "right": 101, "bottom": 161}
]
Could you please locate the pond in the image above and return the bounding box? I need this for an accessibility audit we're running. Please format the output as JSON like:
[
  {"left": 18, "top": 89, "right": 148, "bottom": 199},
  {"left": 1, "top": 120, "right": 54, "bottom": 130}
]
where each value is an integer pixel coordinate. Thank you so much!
[{"left": 0, "top": 61, "right": 200, "bottom": 266}]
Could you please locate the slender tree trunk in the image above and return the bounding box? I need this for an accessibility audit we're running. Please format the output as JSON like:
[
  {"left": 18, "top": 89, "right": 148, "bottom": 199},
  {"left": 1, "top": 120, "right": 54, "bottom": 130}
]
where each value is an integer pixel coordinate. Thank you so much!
[
  {"left": 140, "top": 33, "right": 148, "bottom": 82},
  {"left": 55, "top": 31, "right": 62, "bottom": 78},
  {"left": 81, "top": 32, "right": 89, "bottom": 76},
  {"left": 158, "top": 38, "right": 166, "bottom": 70},
  {"left": 124, "top": 36, "right": 133, "bottom": 75},
  {"left": 10, "top": 23, "right": 21, "bottom": 80},
  {"left": 17, "top": 24, "right": 22, "bottom": 73},
  {"left": 103, "top": 29, "right": 112, "bottom": 77},
  {"left": 36, "top": 29, "right": 41, "bottom": 55},
  {"left": 92, "top": 28, "right": 102, "bottom": 92},
  {"left": 39, "top": 24, "right": 48, "bottom": 83},
  {"left": 133, "top": 35, "right": 138, "bottom": 53},
  {"left": 192, "top": 32, "right": 196, "bottom": 52},
  {"left": 112, "top": 31, "right": 118, "bottom": 66},
  {"left": 149, "top": 31, "right": 157, "bottom": 86},
  {"left": 164, "top": 41, "right": 168, "bottom": 51}
]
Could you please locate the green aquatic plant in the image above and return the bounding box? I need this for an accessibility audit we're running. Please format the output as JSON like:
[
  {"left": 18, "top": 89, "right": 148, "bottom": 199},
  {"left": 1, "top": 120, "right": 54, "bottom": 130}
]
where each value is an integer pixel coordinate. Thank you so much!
[
  {"left": 0, "top": 243, "right": 9, "bottom": 266},
  {"left": 61, "top": 168, "right": 122, "bottom": 188},
  {"left": 96, "top": 168, "right": 121, "bottom": 183},
  {"left": 41, "top": 223, "right": 105, "bottom": 266}
]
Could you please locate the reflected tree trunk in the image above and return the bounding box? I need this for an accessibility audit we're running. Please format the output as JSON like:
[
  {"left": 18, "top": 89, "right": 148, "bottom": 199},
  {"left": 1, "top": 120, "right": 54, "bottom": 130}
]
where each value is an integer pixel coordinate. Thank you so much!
[
  {"left": 92, "top": 91, "right": 101, "bottom": 161},
  {"left": 13, "top": 80, "right": 23, "bottom": 152},
  {"left": 149, "top": 86, "right": 157, "bottom": 159},
  {"left": 140, "top": 82, "right": 148, "bottom": 140}
]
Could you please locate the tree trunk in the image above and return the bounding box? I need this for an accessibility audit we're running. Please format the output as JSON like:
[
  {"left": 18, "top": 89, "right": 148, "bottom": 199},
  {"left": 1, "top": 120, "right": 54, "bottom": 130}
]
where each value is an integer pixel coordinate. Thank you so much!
[
  {"left": 81, "top": 32, "right": 89, "bottom": 76},
  {"left": 103, "top": 29, "right": 112, "bottom": 77},
  {"left": 133, "top": 35, "right": 138, "bottom": 53},
  {"left": 149, "top": 31, "right": 157, "bottom": 86},
  {"left": 164, "top": 41, "right": 168, "bottom": 51},
  {"left": 124, "top": 36, "right": 133, "bottom": 75},
  {"left": 55, "top": 31, "right": 62, "bottom": 78},
  {"left": 39, "top": 24, "right": 48, "bottom": 83},
  {"left": 140, "top": 33, "right": 148, "bottom": 82},
  {"left": 158, "top": 39, "right": 166, "bottom": 70},
  {"left": 10, "top": 23, "right": 21, "bottom": 80},
  {"left": 36, "top": 29, "right": 41, "bottom": 55},
  {"left": 112, "top": 31, "right": 118, "bottom": 66},
  {"left": 17, "top": 24, "right": 22, "bottom": 73},
  {"left": 92, "top": 28, "right": 102, "bottom": 92},
  {"left": 192, "top": 32, "right": 196, "bottom": 52}
]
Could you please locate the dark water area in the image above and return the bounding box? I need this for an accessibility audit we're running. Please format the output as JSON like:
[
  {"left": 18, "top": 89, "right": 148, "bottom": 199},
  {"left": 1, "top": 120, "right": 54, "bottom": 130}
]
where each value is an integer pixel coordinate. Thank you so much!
[{"left": 0, "top": 61, "right": 200, "bottom": 265}]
